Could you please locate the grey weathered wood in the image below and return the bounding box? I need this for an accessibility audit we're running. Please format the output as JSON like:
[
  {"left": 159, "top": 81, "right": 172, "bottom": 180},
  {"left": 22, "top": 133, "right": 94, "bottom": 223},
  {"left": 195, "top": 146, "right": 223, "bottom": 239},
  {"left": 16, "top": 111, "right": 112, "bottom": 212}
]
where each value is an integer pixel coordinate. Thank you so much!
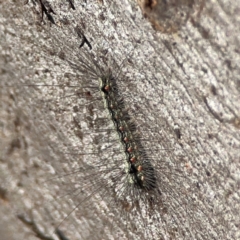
[{"left": 0, "top": 0, "right": 239, "bottom": 240}]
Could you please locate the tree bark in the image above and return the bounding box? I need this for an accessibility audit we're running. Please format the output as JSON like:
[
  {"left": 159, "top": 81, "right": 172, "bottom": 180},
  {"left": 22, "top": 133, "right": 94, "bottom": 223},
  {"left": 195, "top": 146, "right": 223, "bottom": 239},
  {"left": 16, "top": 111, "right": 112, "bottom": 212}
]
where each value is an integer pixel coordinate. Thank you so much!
[{"left": 0, "top": 0, "right": 239, "bottom": 240}]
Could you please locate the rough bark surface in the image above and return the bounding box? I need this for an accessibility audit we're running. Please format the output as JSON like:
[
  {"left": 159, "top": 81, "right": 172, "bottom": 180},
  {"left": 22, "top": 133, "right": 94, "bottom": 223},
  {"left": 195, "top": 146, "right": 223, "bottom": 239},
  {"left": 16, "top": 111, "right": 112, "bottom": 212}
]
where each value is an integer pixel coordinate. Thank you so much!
[{"left": 0, "top": 1, "right": 240, "bottom": 240}]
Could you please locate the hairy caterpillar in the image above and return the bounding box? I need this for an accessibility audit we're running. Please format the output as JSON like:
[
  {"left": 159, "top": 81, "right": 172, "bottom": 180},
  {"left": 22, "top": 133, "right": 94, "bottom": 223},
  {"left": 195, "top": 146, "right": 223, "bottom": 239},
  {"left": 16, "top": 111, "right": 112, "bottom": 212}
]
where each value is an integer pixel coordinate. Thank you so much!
[
  {"left": 99, "top": 72, "right": 157, "bottom": 191},
  {"left": 5, "top": 1, "right": 234, "bottom": 240},
  {"left": 19, "top": 27, "right": 180, "bottom": 240}
]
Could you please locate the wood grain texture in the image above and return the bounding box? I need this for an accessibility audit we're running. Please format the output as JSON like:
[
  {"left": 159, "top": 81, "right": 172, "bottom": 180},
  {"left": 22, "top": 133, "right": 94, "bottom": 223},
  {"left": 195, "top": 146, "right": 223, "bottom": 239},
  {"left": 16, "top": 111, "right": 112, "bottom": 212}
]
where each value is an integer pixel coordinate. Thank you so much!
[{"left": 0, "top": 0, "right": 239, "bottom": 239}]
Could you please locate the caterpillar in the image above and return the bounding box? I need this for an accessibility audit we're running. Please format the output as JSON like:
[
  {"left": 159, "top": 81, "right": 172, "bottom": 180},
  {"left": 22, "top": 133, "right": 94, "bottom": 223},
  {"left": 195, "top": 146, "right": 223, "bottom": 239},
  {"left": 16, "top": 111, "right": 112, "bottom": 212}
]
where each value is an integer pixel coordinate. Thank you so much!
[
  {"left": 19, "top": 36, "right": 186, "bottom": 240},
  {"left": 44, "top": 38, "right": 167, "bottom": 239},
  {"left": 19, "top": 33, "right": 175, "bottom": 240},
  {"left": 6, "top": 1, "right": 231, "bottom": 240},
  {"left": 99, "top": 72, "right": 156, "bottom": 192}
]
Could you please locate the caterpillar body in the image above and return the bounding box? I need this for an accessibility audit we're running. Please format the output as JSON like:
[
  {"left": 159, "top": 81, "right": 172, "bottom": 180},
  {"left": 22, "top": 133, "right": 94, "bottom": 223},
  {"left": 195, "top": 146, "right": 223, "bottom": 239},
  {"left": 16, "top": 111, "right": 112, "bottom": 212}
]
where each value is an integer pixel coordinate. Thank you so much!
[{"left": 99, "top": 74, "right": 156, "bottom": 192}]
